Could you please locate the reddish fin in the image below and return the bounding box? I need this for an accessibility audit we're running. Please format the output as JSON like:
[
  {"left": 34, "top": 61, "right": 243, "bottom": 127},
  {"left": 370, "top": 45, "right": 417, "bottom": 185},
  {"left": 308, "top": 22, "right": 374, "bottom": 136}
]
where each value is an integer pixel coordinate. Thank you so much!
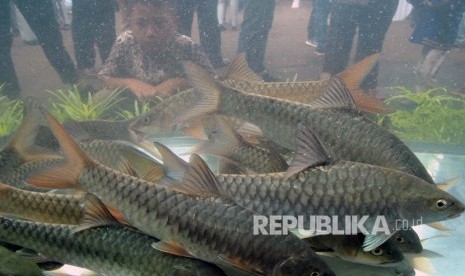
[
  {"left": 27, "top": 109, "right": 91, "bottom": 190},
  {"left": 339, "top": 54, "right": 379, "bottom": 92},
  {"left": 350, "top": 89, "right": 390, "bottom": 114},
  {"left": 438, "top": 176, "right": 461, "bottom": 191},
  {"left": 152, "top": 240, "right": 196, "bottom": 258},
  {"left": 219, "top": 254, "right": 263, "bottom": 275}
]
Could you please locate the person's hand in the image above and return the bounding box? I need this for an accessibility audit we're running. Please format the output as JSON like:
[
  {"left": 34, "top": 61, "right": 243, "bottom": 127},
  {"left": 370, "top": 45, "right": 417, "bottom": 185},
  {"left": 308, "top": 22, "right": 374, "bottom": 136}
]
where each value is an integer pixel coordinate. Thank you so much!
[
  {"left": 127, "top": 79, "right": 157, "bottom": 101},
  {"left": 153, "top": 77, "right": 191, "bottom": 98}
]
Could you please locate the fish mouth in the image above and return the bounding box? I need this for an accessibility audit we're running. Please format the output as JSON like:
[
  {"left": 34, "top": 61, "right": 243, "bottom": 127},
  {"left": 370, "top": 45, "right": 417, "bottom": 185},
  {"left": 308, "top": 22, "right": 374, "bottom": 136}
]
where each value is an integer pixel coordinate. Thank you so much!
[
  {"left": 128, "top": 128, "right": 147, "bottom": 143},
  {"left": 448, "top": 212, "right": 462, "bottom": 219}
]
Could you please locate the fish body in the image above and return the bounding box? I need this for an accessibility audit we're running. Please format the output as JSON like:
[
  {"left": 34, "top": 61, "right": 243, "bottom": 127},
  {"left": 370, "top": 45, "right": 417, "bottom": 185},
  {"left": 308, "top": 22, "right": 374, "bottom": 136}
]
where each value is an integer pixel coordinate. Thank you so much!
[
  {"left": 216, "top": 161, "right": 463, "bottom": 234},
  {"left": 63, "top": 118, "right": 135, "bottom": 142},
  {"left": 29, "top": 111, "right": 336, "bottom": 276},
  {"left": 0, "top": 217, "right": 225, "bottom": 276},
  {"left": 223, "top": 80, "right": 327, "bottom": 103},
  {"left": 0, "top": 183, "right": 113, "bottom": 225},
  {"left": 182, "top": 61, "right": 434, "bottom": 184}
]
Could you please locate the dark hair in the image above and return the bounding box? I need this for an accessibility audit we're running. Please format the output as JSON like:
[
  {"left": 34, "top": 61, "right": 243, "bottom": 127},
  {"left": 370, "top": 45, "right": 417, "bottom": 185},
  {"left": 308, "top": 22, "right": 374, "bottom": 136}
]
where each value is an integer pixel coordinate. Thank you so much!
[{"left": 124, "top": 0, "right": 176, "bottom": 15}]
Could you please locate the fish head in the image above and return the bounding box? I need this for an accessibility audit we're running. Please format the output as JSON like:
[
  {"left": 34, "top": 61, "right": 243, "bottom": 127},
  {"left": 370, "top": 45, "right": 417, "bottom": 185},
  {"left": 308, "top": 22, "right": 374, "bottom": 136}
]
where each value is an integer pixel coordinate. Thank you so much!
[
  {"left": 348, "top": 238, "right": 404, "bottom": 267},
  {"left": 129, "top": 110, "right": 175, "bottom": 141},
  {"left": 272, "top": 255, "right": 336, "bottom": 276},
  {"left": 401, "top": 182, "right": 465, "bottom": 224},
  {"left": 392, "top": 228, "right": 422, "bottom": 253}
]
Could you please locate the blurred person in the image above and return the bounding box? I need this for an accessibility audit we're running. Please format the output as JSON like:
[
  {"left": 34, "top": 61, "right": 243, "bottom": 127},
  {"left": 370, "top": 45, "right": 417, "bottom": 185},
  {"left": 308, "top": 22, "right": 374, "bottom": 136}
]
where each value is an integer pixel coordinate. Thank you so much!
[
  {"left": 0, "top": 0, "right": 78, "bottom": 99},
  {"left": 72, "top": 0, "right": 116, "bottom": 77},
  {"left": 53, "top": 0, "right": 71, "bottom": 30},
  {"left": 409, "top": 0, "right": 465, "bottom": 90},
  {"left": 99, "top": 0, "right": 215, "bottom": 101},
  {"left": 305, "top": 0, "right": 330, "bottom": 56},
  {"left": 175, "top": 0, "right": 224, "bottom": 68},
  {"left": 217, "top": 0, "right": 238, "bottom": 31},
  {"left": 13, "top": 3, "right": 38, "bottom": 45},
  {"left": 322, "top": 0, "right": 399, "bottom": 91},
  {"left": 237, "top": 0, "right": 276, "bottom": 80},
  {"left": 457, "top": 11, "right": 465, "bottom": 47}
]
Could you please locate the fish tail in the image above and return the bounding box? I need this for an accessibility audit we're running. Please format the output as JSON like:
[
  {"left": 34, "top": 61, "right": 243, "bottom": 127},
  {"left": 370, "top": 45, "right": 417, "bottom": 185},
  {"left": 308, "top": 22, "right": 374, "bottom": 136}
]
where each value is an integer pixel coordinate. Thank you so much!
[
  {"left": 337, "top": 54, "right": 389, "bottom": 114},
  {"left": 180, "top": 62, "right": 222, "bottom": 124},
  {"left": 6, "top": 97, "right": 59, "bottom": 163},
  {"left": 27, "top": 109, "right": 90, "bottom": 190}
]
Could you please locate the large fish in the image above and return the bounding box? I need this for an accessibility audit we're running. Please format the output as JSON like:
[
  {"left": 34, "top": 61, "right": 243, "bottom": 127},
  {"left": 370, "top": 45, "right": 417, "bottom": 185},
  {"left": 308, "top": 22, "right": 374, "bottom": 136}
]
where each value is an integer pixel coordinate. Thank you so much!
[
  {"left": 180, "top": 59, "right": 435, "bottom": 185},
  {"left": 0, "top": 216, "right": 226, "bottom": 276},
  {"left": 28, "top": 110, "right": 336, "bottom": 276},
  {"left": 154, "top": 126, "right": 464, "bottom": 251}
]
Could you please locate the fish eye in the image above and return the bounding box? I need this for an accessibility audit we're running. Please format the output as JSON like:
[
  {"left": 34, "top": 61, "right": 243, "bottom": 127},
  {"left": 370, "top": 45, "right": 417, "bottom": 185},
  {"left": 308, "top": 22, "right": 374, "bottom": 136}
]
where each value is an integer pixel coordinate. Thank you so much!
[
  {"left": 370, "top": 248, "right": 384, "bottom": 256},
  {"left": 396, "top": 235, "right": 405, "bottom": 243},
  {"left": 436, "top": 199, "right": 449, "bottom": 210},
  {"left": 311, "top": 272, "right": 320, "bottom": 276},
  {"left": 143, "top": 116, "right": 150, "bottom": 125}
]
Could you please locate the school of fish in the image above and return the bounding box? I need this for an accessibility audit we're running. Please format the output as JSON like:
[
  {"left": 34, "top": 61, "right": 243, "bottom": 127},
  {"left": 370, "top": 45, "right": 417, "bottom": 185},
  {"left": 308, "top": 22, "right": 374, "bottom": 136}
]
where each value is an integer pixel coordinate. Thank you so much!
[{"left": 0, "top": 55, "right": 463, "bottom": 275}]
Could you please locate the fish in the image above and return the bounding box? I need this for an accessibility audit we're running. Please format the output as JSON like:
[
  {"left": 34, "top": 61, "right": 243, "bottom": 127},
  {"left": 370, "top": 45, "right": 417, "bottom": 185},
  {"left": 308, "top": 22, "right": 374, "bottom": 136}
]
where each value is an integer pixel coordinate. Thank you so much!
[
  {"left": 0, "top": 183, "right": 118, "bottom": 227},
  {"left": 0, "top": 245, "right": 43, "bottom": 276},
  {"left": 154, "top": 125, "right": 465, "bottom": 251},
  {"left": 28, "top": 109, "right": 336, "bottom": 276},
  {"left": 193, "top": 116, "right": 289, "bottom": 173},
  {"left": 219, "top": 54, "right": 386, "bottom": 115},
  {"left": 0, "top": 216, "right": 226, "bottom": 276},
  {"left": 180, "top": 58, "right": 435, "bottom": 185},
  {"left": 304, "top": 233, "right": 404, "bottom": 267}
]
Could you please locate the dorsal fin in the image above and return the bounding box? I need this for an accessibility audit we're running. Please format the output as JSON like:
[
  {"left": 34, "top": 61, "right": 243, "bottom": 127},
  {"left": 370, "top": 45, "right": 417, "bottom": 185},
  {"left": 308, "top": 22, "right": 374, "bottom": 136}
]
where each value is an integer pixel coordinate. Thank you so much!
[
  {"left": 153, "top": 142, "right": 188, "bottom": 182},
  {"left": 310, "top": 76, "right": 357, "bottom": 109},
  {"left": 72, "top": 193, "right": 121, "bottom": 233},
  {"left": 118, "top": 146, "right": 165, "bottom": 182},
  {"left": 285, "top": 124, "right": 332, "bottom": 177},
  {"left": 180, "top": 154, "right": 228, "bottom": 198},
  {"left": 219, "top": 53, "right": 264, "bottom": 83}
]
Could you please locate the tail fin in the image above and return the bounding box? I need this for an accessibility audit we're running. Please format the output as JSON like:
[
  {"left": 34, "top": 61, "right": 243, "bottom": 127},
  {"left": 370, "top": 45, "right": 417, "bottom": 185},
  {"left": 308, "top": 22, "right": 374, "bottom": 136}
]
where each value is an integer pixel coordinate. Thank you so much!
[
  {"left": 336, "top": 54, "right": 389, "bottom": 114},
  {"left": 27, "top": 109, "right": 91, "bottom": 190},
  {"left": 180, "top": 62, "right": 222, "bottom": 124},
  {"left": 4, "top": 97, "right": 59, "bottom": 163}
]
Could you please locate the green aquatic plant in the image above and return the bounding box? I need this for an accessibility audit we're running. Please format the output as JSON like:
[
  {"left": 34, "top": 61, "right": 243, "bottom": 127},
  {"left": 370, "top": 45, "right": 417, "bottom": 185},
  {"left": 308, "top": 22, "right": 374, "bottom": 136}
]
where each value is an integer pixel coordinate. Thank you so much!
[
  {"left": 0, "top": 90, "right": 24, "bottom": 136},
  {"left": 48, "top": 86, "right": 124, "bottom": 122},
  {"left": 117, "top": 97, "right": 161, "bottom": 120},
  {"left": 379, "top": 87, "right": 465, "bottom": 144}
]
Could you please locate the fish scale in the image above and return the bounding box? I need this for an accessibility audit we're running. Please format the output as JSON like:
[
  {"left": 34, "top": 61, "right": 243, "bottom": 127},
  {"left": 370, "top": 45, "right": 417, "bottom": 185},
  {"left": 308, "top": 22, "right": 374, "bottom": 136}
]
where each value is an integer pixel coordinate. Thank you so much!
[
  {"left": 217, "top": 85, "right": 434, "bottom": 184},
  {"left": 0, "top": 217, "right": 225, "bottom": 276},
  {"left": 216, "top": 161, "right": 455, "bottom": 234},
  {"left": 68, "top": 160, "right": 334, "bottom": 275}
]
